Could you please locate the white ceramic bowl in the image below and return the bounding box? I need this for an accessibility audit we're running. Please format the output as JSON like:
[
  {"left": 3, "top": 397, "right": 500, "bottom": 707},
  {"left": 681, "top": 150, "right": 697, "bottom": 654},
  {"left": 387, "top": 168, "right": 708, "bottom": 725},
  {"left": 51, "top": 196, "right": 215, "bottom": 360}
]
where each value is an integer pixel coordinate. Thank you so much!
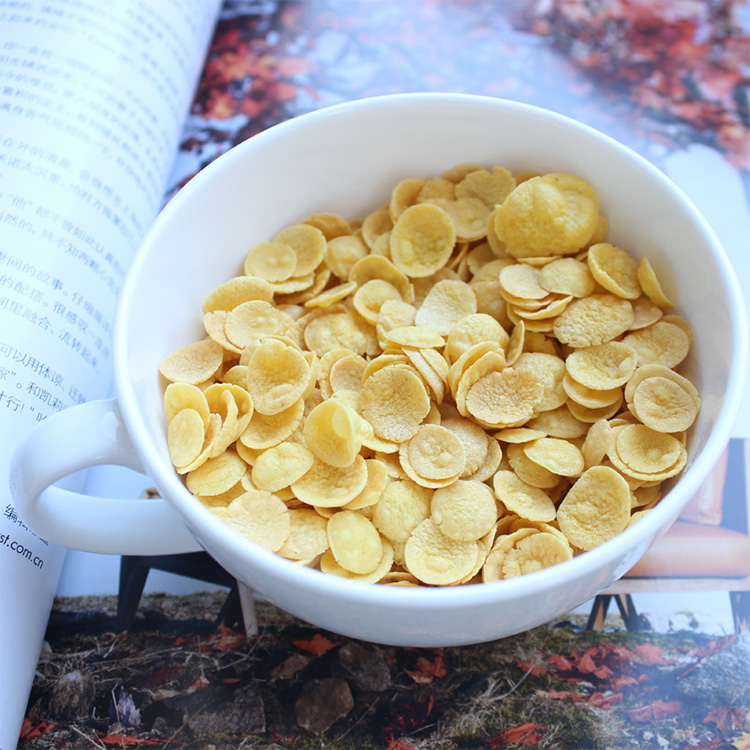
[{"left": 13, "top": 94, "right": 748, "bottom": 646}]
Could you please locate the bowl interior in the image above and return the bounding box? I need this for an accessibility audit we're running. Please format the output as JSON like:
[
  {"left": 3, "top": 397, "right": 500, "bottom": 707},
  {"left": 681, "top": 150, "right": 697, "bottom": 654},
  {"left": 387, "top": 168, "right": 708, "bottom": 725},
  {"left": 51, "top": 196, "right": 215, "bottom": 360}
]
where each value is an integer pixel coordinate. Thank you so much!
[{"left": 113, "top": 95, "right": 746, "bottom": 644}]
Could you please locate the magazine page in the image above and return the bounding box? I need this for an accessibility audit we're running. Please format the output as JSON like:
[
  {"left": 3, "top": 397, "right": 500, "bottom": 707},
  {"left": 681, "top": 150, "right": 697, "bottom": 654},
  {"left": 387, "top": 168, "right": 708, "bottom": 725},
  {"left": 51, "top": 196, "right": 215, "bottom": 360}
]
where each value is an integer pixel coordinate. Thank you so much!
[
  {"left": 0, "top": 1, "right": 221, "bottom": 748},
  {"left": 16, "top": 1, "right": 750, "bottom": 749}
]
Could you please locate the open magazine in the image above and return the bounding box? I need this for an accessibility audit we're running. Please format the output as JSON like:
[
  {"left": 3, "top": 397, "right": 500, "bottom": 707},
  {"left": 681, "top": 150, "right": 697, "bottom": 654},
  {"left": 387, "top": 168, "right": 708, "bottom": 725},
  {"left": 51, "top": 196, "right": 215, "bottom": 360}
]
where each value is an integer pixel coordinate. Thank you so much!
[
  {"left": 2, "top": 1, "right": 749, "bottom": 748},
  {"left": 0, "top": 2, "right": 223, "bottom": 747}
]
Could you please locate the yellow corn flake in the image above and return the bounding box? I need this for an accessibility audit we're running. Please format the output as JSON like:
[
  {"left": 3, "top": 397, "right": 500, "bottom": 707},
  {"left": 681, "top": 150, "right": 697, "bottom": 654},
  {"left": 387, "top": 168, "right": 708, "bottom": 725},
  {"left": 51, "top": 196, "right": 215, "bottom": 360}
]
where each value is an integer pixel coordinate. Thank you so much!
[
  {"left": 612, "top": 423, "right": 684, "bottom": 476},
  {"left": 455, "top": 165, "right": 516, "bottom": 207},
  {"left": 251, "top": 441, "right": 314, "bottom": 493},
  {"left": 375, "top": 299, "right": 418, "bottom": 348},
  {"left": 565, "top": 341, "right": 638, "bottom": 390},
  {"left": 390, "top": 176, "right": 425, "bottom": 222},
  {"left": 353, "top": 279, "right": 403, "bottom": 324},
  {"left": 343, "top": 457, "right": 389, "bottom": 510},
  {"left": 384, "top": 325, "right": 445, "bottom": 350},
  {"left": 524, "top": 437, "right": 584, "bottom": 477},
  {"left": 562, "top": 373, "right": 622, "bottom": 409},
  {"left": 445, "top": 313, "right": 509, "bottom": 364},
  {"left": 581, "top": 418, "right": 612, "bottom": 470},
  {"left": 404, "top": 518, "right": 479, "bottom": 585},
  {"left": 622, "top": 320, "right": 690, "bottom": 368},
  {"left": 325, "top": 234, "right": 369, "bottom": 280},
  {"left": 224, "top": 300, "right": 292, "bottom": 349},
  {"left": 372, "top": 479, "right": 432, "bottom": 543},
  {"left": 492, "top": 470, "right": 556, "bottom": 522},
  {"left": 527, "top": 404, "right": 589, "bottom": 439},
  {"left": 499, "top": 263, "right": 549, "bottom": 301},
  {"left": 303, "top": 212, "right": 352, "bottom": 240},
  {"left": 425, "top": 195, "right": 490, "bottom": 242},
  {"left": 553, "top": 294, "right": 634, "bottom": 348},
  {"left": 303, "top": 309, "right": 375, "bottom": 357},
  {"left": 360, "top": 364, "right": 431, "bottom": 443},
  {"left": 402, "top": 347, "right": 446, "bottom": 403},
  {"left": 320, "top": 538, "right": 394, "bottom": 583},
  {"left": 273, "top": 222, "right": 327, "bottom": 277},
  {"left": 245, "top": 339, "right": 311, "bottom": 415},
  {"left": 587, "top": 242, "right": 642, "bottom": 300},
  {"left": 485, "top": 530, "right": 572, "bottom": 580},
  {"left": 244, "top": 240, "right": 298, "bottom": 282},
  {"left": 538, "top": 257, "right": 597, "bottom": 298},
  {"left": 202, "top": 275, "right": 274, "bottom": 313},
  {"left": 303, "top": 399, "right": 362, "bottom": 467},
  {"left": 514, "top": 352, "right": 567, "bottom": 412},
  {"left": 349, "top": 254, "right": 414, "bottom": 302},
  {"left": 328, "top": 353, "right": 366, "bottom": 394},
  {"left": 239, "top": 397, "right": 304, "bottom": 450},
  {"left": 557, "top": 466, "right": 631, "bottom": 549},
  {"left": 414, "top": 279, "right": 477, "bottom": 335},
  {"left": 390, "top": 203, "right": 457, "bottom": 278},
  {"left": 164, "top": 382, "right": 210, "bottom": 426},
  {"left": 327, "top": 510, "right": 384, "bottom": 574},
  {"left": 568, "top": 395, "right": 623, "bottom": 424},
  {"left": 291, "top": 454, "right": 369, "bottom": 507},
  {"left": 464, "top": 435, "right": 503, "bottom": 483},
  {"left": 361, "top": 206, "right": 394, "bottom": 250},
  {"left": 638, "top": 256, "right": 674, "bottom": 308},
  {"left": 465, "top": 366, "right": 543, "bottom": 428},
  {"left": 495, "top": 427, "right": 547, "bottom": 444},
  {"left": 629, "top": 296, "right": 664, "bottom": 330},
  {"left": 493, "top": 173, "right": 599, "bottom": 258},
  {"left": 216, "top": 489, "right": 290, "bottom": 552},
  {"left": 167, "top": 408, "right": 206, "bottom": 470},
  {"left": 186, "top": 451, "right": 248, "bottom": 497},
  {"left": 277, "top": 508, "right": 329, "bottom": 561},
  {"left": 631, "top": 376, "right": 700, "bottom": 433},
  {"left": 402, "top": 424, "right": 466, "bottom": 481},
  {"left": 441, "top": 416, "right": 490, "bottom": 477},
  {"left": 431, "top": 479, "right": 498, "bottom": 541},
  {"left": 159, "top": 339, "right": 224, "bottom": 385},
  {"left": 304, "top": 280, "right": 357, "bottom": 309},
  {"left": 505, "top": 443, "right": 559, "bottom": 489}
]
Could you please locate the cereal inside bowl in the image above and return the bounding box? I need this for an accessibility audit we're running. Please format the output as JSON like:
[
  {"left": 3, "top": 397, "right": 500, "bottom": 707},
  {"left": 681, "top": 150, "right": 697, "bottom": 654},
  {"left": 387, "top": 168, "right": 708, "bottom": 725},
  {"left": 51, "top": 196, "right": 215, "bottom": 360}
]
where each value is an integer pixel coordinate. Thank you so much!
[{"left": 158, "top": 163, "right": 701, "bottom": 588}]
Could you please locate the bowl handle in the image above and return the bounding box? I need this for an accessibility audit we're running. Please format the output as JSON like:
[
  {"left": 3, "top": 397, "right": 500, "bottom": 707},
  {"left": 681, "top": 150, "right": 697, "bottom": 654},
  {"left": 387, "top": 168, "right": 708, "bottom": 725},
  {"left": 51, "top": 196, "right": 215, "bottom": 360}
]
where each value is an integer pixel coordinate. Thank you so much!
[{"left": 9, "top": 398, "right": 202, "bottom": 555}]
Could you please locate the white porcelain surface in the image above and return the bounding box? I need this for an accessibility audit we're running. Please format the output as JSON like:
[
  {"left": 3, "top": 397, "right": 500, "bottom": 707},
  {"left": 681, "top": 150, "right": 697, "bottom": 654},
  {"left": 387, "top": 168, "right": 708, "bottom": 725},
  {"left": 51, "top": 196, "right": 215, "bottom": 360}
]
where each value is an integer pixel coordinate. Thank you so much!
[{"left": 13, "top": 95, "right": 748, "bottom": 646}]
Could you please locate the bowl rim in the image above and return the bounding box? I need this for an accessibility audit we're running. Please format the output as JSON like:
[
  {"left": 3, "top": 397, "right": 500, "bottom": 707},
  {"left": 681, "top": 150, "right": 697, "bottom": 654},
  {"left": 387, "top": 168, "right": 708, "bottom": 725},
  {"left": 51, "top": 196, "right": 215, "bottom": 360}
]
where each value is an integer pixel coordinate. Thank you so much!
[{"left": 115, "top": 92, "right": 749, "bottom": 610}]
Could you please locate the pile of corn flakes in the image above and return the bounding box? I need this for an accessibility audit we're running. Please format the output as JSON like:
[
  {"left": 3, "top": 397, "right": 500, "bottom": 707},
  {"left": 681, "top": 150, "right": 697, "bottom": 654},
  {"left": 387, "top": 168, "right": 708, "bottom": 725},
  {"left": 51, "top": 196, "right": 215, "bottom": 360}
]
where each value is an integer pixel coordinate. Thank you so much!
[{"left": 159, "top": 166, "right": 700, "bottom": 587}]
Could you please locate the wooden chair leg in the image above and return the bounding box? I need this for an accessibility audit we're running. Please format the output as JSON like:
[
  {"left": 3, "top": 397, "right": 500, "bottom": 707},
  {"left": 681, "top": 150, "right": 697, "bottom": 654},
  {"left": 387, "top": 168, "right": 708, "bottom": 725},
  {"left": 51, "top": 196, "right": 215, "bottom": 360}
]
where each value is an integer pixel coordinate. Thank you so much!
[
  {"left": 614, "top": 593, "right": 646, "bottom": 631},
  {"left": 730, "top": 591, "right": 750, "bottom": 633},
  {"left": 586, "top": 594, "right": 612, "bottom": 631}
]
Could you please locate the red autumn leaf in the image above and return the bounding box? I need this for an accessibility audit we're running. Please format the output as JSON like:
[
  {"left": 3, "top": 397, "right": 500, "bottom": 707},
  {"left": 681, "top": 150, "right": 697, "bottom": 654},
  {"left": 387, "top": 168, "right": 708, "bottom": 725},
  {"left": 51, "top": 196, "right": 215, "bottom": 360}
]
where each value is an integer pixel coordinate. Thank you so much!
[
  {"left": 487, "top": 722, "right": 545, "bottom": 747},
  {"left": 405, "top": 652, "right": 447, "bottom": 684},
  {"left": 632, "top": 642, "right": 677, "bottom": 666},
  {"left": 293, "top": 633, "right": 338, "bottom": 656},
  {"left": 545, "top": 654, "right": 575, "bottom": 671},
  {"left": 515, "top": 659, "right": 548, "bottom": 677},
  {"left": 20, "top": 719, "right": 55, "bottom": 740},
  {"left": 627, "top": 699, "right": 682, "bottom": 722},
  {"left": 576, "top": 648, "right": 603, "bottom": 674},
  {"left": 703, "top": 705, "right": 747, "bottom": 733}
]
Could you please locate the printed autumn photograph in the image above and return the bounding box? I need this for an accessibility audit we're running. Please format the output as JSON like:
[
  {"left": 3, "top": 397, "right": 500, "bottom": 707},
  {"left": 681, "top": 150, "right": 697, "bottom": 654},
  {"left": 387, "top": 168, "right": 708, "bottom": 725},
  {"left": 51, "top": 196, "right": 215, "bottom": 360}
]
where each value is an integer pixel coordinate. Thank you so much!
[{"left": 20, "top": 0, "right": 750, "bottom": 748}]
